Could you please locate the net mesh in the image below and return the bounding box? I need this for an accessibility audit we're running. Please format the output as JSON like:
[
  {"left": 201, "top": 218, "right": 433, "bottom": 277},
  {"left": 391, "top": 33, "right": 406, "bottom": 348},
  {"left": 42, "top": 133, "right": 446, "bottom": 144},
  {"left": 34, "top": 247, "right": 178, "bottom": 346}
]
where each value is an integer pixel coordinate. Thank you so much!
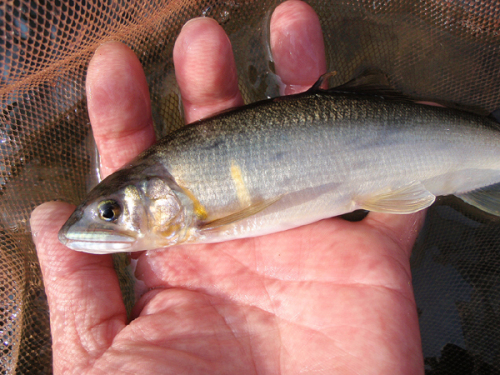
[{"left": 0, "top": 0, "right": 499, "bottom": 373}]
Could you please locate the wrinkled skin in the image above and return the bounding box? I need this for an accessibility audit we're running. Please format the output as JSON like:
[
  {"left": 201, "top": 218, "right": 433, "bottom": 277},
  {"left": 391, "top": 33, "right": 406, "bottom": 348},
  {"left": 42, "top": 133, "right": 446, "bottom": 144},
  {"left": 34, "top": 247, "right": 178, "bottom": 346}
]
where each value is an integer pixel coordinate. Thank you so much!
[{"left": 30, "top": 2, "right": 425, "bottom": 374}]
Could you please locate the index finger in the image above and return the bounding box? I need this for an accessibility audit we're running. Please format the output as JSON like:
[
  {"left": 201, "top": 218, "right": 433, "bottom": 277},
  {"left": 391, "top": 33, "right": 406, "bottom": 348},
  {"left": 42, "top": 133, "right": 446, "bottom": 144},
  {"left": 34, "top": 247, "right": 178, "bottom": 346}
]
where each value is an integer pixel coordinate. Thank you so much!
[{"left": 86, "top": 42, "right": 156, "bottom": 178}]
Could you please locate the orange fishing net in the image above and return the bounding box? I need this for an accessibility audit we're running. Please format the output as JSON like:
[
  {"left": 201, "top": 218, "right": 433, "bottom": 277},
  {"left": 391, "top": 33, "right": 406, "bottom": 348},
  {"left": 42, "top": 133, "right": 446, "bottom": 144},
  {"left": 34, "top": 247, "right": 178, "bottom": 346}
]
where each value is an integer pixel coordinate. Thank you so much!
[{"left": 1, "top": 0, "right": 499, "bottom": 373}]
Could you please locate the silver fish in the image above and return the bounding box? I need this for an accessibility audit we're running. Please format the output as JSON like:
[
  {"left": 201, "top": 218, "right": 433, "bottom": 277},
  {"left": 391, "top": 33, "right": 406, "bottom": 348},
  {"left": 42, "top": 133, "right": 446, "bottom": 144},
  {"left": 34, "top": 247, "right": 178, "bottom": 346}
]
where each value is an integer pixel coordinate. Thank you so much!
[{"left": 58, "top": 81, "right": 500, "bottom": 254}]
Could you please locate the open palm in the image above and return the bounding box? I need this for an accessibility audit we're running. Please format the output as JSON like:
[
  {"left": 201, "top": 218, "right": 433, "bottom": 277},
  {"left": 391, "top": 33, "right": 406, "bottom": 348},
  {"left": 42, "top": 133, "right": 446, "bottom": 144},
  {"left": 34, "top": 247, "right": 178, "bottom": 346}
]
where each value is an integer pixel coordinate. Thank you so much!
[{"left": 31, "top": 2, "right": 424, "bottom": 374}]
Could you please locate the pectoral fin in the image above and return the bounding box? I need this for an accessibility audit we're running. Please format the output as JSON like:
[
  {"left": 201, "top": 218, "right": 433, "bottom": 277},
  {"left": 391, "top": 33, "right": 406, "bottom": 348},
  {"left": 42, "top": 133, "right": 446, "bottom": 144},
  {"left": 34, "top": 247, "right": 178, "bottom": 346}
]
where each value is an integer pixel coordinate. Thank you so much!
[
  {"left": 359, "top": 181, "right": 435, "bottom": 213},
  {"left": 457, "top": 182, "right": 500, "bottom": 216},
  {"left": 200, "top": 196, "right": 282, "bottom": 230}
]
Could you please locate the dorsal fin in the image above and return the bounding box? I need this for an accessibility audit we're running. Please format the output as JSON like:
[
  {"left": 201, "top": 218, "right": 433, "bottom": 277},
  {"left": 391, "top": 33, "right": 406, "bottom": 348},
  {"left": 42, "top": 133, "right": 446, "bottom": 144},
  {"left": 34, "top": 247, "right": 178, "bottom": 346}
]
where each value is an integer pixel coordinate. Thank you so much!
[
  {"left": 307, "top": 71, "right": 338, "bottom": 92},
  {"left": 308, "top": 70, "right": 494, "bottom": 117},
  {"left": 326, "top": 69, "right": 411, "bottom": 101}
]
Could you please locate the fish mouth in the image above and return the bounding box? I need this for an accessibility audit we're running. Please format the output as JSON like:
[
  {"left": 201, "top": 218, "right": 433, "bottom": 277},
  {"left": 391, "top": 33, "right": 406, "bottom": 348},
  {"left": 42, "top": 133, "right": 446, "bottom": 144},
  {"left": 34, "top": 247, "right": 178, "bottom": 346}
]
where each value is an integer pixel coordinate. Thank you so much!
[
  {"left": 58, "top": 208, "right": 136, "bottom": 254},
  {"left": 58, "top": 230, "right": 136, "bottom": 254}
]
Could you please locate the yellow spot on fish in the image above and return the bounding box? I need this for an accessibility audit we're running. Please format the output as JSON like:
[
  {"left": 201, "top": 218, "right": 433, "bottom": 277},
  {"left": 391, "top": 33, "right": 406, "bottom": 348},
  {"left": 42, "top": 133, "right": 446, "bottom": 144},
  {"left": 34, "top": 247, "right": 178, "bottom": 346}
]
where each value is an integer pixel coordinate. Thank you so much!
[
  {"left": 230, "top": 161, "right": 251, "bottom": 207},
  {"left": 178, "top": 184, "right": 208, "bottom": 220}
]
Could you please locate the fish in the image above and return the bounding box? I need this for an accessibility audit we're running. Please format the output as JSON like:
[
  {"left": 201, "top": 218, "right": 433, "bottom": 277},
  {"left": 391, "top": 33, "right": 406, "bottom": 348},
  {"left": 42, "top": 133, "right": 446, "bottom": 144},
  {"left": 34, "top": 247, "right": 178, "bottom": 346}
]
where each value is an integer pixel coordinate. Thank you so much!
[{"left": 58, "top": 74, "right": 500, "bottom": 254}]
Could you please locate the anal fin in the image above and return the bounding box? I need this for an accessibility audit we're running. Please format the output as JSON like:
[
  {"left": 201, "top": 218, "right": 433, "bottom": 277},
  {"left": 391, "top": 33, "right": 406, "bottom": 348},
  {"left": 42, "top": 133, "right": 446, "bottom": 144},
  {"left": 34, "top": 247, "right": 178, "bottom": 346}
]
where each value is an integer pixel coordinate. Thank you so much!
[
  {"left": 457, "top": 182, "right": 500, "bottom": 216},
  {"left": 359, "top": 181, "right": 435, "bottom": 214}
]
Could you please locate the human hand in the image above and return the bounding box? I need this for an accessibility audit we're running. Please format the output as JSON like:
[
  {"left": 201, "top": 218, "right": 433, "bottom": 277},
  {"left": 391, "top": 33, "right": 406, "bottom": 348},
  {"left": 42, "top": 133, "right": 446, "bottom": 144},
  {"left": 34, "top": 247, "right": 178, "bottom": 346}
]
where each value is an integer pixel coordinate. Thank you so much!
[{"left": 31, "top": 1, "right": 424, "bottom": 374}]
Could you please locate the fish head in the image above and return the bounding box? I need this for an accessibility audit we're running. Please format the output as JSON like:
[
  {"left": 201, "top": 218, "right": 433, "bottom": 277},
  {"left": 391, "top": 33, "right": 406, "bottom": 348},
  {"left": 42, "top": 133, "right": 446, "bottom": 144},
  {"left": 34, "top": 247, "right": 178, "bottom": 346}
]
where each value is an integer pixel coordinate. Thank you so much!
[{"left": 59, "top": 167, "right": 193, "bottom": 254}]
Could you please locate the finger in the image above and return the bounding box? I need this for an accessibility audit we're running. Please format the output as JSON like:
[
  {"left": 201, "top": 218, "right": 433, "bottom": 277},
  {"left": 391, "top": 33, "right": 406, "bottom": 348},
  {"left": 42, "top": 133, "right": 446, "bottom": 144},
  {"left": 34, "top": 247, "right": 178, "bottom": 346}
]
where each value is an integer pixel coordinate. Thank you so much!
[
  {"left": 270, "top": 0, "right": 327, "bottom": 95},
  {"left": 173, "top": 17, "right": 244, "bottom": 123},
  {"left": 31, "top": 202, "right": 126, "bottom": 372},
  {"left": 270, "top": 2, "right": 424, "bottom": 254},
  {"left": 86, "top": 41, "right": 156, "bottom": 178}
]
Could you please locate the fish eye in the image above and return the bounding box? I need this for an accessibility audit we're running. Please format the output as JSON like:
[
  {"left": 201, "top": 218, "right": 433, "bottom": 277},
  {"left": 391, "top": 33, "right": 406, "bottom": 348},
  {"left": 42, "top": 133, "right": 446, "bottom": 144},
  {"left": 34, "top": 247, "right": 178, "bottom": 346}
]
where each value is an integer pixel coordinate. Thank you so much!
[{"left": 97, "top": 200, "right": 121, "bottom": 222}]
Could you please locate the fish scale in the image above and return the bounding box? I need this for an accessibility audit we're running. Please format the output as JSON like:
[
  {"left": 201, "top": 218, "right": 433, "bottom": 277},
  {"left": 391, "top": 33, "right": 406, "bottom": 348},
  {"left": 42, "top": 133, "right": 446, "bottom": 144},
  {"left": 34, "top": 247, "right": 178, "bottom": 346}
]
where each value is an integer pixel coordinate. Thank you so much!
[{"left": 58, "top": 88, "right": 500, "bottom": 253}]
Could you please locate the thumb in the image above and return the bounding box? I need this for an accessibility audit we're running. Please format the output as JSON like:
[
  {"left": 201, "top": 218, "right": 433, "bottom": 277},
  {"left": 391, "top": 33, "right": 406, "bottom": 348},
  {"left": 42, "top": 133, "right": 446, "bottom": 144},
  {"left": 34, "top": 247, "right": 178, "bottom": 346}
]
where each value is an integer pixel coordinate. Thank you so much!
[
  {"left": 362, "top": 211, "right": 426, "bottom": 258},
  {"left": 31, "top": 202, "right": 127, "bottom": 373}
]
